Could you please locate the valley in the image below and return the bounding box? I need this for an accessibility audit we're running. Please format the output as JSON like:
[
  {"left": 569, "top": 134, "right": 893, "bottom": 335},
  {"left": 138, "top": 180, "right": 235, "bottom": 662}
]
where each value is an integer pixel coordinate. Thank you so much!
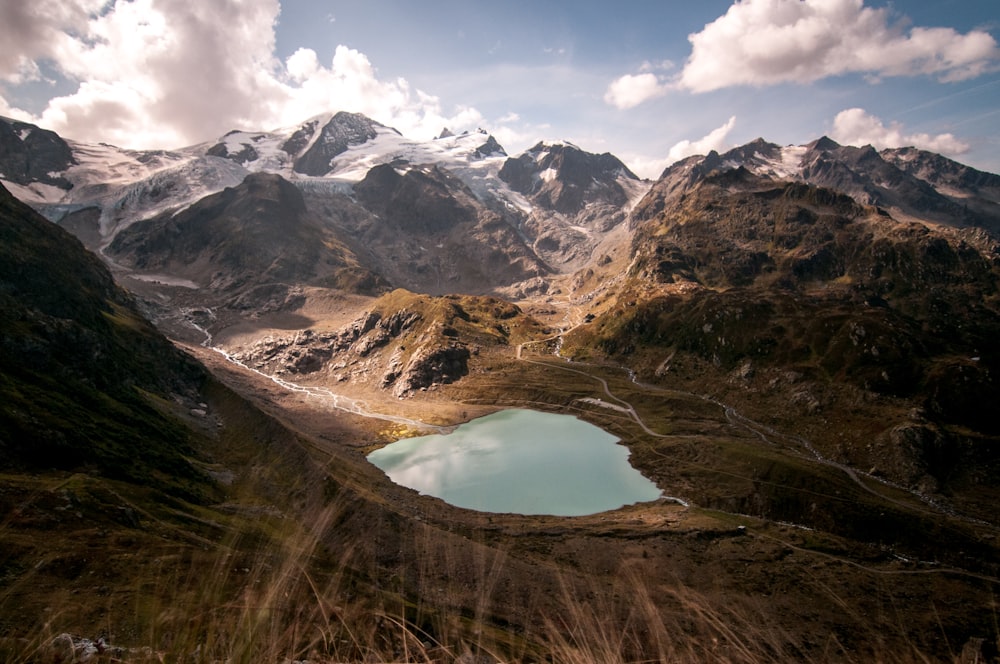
[{"left": 2, "top": 113, "right": 1000, "bottom": 662}]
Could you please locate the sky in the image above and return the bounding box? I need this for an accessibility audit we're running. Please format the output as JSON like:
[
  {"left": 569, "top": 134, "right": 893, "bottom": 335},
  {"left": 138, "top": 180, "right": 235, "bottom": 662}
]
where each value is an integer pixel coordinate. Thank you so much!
[{"left": 1, "top": 0, "right": 998, "bottom": 179}]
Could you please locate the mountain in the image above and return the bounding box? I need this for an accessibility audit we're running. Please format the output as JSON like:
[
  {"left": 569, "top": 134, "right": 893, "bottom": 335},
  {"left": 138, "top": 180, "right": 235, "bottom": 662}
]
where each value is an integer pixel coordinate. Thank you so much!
[
  {"left": 571, "top": 166, "right": 1000, "bottom": 505},
  {"left": 0, "top": 115, "right": 648, "bottom": 273},
  {"left": 0, "top": 182, "right": 212, "bottom": 497},
  {"left": 0, "top": 114, "right": 654, "bottom": 308},
  {"left": 107, "top": 171, "right": 384, "bottom": 296},
  {"left": 232, "top": 288, "right": 547, "bottom": 398},
  {"left": 0, "top": 117, "right": 75, "bottom": 192},
  {"left": 500, "top": 141, "right": 640, "bottom": 214},
  {"left": 290, "top": 111, "right": 386, "bottom": 176},
  {"left": 498, "top": 141, "right": 648, "bottom": 269},
  {"left": 662, "top": 136, "right": 1000, "bottom": 233}
]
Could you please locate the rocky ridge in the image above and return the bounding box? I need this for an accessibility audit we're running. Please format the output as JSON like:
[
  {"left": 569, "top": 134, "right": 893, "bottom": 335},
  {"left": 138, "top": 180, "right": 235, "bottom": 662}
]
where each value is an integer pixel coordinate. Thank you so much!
[
  {"left": 568, "top": 167, "right": 1000, "bottom": 501},
  {"left": 662, "top": 136, "right": 1000, "bottom": 233},
  {"left": 232, "top": 290, "right": 542, "bottom": 398}
]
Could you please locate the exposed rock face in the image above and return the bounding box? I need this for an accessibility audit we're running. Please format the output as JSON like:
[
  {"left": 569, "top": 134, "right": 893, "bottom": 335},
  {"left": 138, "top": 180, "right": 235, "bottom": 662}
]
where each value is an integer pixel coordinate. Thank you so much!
[
  {"left": 230, "top": 291, "right": 541, "bottom": 396},
  {"left": 293, "top": 112, "right": 386, "bottom": 176},
  {"left": 280, "top": 118, "right": 320, "bottom": 157},
  {"left": 341, "top": 164, "right": 548, "bottom": 294},
  {"left": 390, "top": 343, "right": 470, "bottom": 397},
  {"left": 206, "top": 131, "right": 261, "bottom": 164},
  {"left": 234, "top": 309, "right": 422, "bottom": 377},
  {"left": 0, "top": 117, "right": 75, "bottom": 189},
  {"left": 233, "top": 303, "right": 470, "bottom": 398},
  {"left": 107, "top": 172, "right": 384, "bottom": 295},
  {"left": 473, "top": 134, "right": 506, "bottom": 159},
  {"left": 499, "top": 142, "right": 639, "bottom": 215}
]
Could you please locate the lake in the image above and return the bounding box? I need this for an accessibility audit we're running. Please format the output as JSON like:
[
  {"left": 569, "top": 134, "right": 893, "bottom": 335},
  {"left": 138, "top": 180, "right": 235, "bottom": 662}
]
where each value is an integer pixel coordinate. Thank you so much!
[{"left": 367, "top": 408, "right": 662, "bottom": 516}]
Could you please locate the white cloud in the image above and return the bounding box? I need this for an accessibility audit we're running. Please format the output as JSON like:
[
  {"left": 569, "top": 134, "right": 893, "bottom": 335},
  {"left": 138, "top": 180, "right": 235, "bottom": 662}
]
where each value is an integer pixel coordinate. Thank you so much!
[
  {"left": 278, "top": 46, "right": 489, "bottom": 143},
  {"left": 620, "top": 154, "right": 673, "bottom": 181},
  {"left": 0, "top": 0, "right": 106, "bottom": 82},
  {"left": 604, "top": 72, "right": 668, "bottom": 110},
  {"left": 0, "top": 0, "right": 487, "bottom": 149},
  {"left": 678, "top": 0, "right": 1000, "bottom": 93},
  {"left": 639, "top": 60, "right": 675, "bottom": 74},
  {"left": 831, "top": 108, "right": 970, "bottom": 155},
  {"left": 603, "top": 60, "right": 675, "bottom": 109},
  {"left": 667, "top": 116, "right": 737, "bottom": 163}
]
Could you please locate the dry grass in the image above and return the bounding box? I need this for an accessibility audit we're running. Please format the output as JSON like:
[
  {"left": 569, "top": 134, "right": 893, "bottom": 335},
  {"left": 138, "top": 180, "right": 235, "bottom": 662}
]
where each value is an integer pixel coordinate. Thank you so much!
[
  {"left": 3, "top": 475, "right": 996, "bottom": 663},
  {"left": 3, "top": 341, "right": 998, "bottom": 663}
]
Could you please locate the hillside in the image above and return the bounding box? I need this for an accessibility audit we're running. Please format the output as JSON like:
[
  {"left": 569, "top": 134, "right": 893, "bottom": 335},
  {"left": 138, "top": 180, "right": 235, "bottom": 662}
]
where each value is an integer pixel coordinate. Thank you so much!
[
  {"left": 0, "top": 183, "right": 213, "bottom": 495},
  {"left": 566, "top": 168, "right": 1000, "bottom": 518}
]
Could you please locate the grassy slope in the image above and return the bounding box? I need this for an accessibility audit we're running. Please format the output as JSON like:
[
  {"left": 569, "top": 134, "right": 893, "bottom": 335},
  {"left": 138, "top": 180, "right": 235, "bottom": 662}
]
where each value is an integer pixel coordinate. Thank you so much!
[{"left": 0, "top": 184, "right": 215, "bottom": 498}]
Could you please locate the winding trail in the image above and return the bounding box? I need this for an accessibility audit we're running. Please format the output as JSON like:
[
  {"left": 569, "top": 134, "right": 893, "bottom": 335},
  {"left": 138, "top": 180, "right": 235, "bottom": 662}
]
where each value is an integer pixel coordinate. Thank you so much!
[
  {"left": 177, "top": 302, "right": 1000, "bottom": 583},
  {"left": 515, "top": 331, "right": 994, "bottom": 529},
  {"left": 515, "top": 332, "right": 1000, "bottom": 582},
  {"left": 186, "top": 303, "right": 993, "bottom": 534}
]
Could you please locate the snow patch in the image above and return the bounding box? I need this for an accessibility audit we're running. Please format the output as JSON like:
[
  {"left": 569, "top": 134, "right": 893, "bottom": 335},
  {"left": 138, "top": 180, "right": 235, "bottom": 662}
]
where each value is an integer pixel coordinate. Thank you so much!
[
  {"left": 0, "top": 179, "right": 68, "bottom": 204},
  {"left": 777, "top": 146, "right": 807, "bottom": 177}
]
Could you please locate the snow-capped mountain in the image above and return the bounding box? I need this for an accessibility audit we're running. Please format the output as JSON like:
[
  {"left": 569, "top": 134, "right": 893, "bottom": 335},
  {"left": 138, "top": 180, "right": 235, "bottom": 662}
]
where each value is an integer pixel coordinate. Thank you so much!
[
  {"left": 0, "top": 113, "right": 645, "bottom": 259},
  {"left": 0, "top": 112, "right": 652, "bottom": 301},
  {"left": 202, "top": 111, "right": 507, "bottom": 181},
  {"left": 659, "top": 136, "right": 1000, "bottom": 233},
  {"left": 5, "top": 112, "right": 1000, "bottom": 305}
]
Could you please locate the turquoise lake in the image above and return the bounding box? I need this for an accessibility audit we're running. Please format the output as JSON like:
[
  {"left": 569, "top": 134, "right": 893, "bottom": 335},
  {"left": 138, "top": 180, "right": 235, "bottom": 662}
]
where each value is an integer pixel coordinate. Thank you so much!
[{"left": 367, "top": 408, "right": 662, "bottom": 516}]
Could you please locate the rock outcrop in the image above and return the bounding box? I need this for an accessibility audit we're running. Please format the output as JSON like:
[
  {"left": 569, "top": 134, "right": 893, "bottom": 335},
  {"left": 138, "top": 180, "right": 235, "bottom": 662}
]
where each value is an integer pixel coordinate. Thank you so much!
[{"left": 389, "top": 343, "right": 471, "bottom": 397}]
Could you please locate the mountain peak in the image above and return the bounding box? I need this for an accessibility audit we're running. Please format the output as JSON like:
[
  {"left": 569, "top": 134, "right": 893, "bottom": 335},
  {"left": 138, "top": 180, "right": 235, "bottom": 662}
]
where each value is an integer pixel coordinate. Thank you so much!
[
  {"left": 473, "top": 134, "right": 507, "bottom": 159},
  {"left": 0, "top": 116, "right": 76, "bottom": 190},
  {"left": 807, "top": 135, "right": 841, "bottom": 152},
  {"left": 499, "top": 141, "right": 639, "bottom": 214},
  {"left": 292, "top": 112, "right": 386, "bottom": 176}
]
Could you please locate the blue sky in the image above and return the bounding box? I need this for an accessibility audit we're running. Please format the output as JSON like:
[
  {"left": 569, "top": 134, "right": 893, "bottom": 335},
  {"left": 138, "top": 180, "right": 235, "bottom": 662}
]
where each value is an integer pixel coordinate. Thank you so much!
[{"left": 1, "top": 0, "right": 998, "bottom": 178}]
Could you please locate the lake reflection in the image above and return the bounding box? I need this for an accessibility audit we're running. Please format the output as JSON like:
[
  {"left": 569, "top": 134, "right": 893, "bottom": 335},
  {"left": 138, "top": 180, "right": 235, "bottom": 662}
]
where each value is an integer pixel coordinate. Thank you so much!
[{"left": 367, "top": 409, "right": 661, "bottom": 516}]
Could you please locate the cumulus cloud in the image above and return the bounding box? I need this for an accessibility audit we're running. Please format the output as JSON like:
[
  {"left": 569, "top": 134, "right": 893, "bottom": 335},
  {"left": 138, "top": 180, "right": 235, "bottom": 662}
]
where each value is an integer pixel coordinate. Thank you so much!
[
  {"left": 678, "top": 0, "right": 1000, "bottom": 93},
  {"left": 831, "top": 108, "right": 970, "bottom": 155},
  {"left": 0, "top": 0, "right": 486, "bottom": 148},
  {"left": 603, "top": 59, "right": 675, "bottom": 109},
  {"left": 619, "top": 154, "right": 673, "bottom": 181},
  {"left": 604, "top": 73, "right": 667, "bottom": 110},
  {"left": 0, "top": 0, "right": 105, "bottom": 83},
  {"left": 667, "top": 116, "right": 737, "bottom": 163}
]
